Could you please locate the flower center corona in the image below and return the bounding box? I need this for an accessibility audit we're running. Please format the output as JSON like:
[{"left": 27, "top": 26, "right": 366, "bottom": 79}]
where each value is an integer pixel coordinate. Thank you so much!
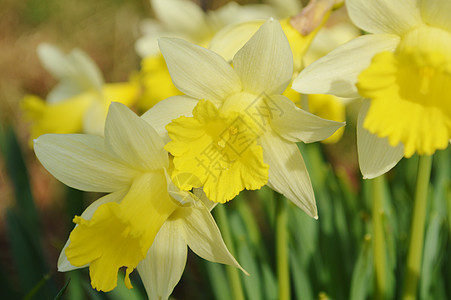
[{"left": 165, "top": 100, "right": 269, "bottom": 203}]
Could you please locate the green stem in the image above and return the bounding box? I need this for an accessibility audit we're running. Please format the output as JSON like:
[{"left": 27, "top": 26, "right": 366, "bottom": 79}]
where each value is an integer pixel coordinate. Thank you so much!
[
  {"left": 214, "top": 204, "right": 245, "bottom": 300},
  {"left": 402, "top": 155, "right": 433, "bottom": 300},
  {"left": 372, "top": 176, "right": 386, "bottom": 300},
  {"left": 276, "top": 193, "right": 290, "bottom": 300}
]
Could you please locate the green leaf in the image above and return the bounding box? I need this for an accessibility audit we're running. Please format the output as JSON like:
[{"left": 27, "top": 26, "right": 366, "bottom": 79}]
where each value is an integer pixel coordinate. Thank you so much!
[
  {"left": 22, "top": 273, "right": 52, "bottom": 300},
  {"left": 6, "top": 210, "right": 54, "bottom": 299},
  {"left": 108, "top": 272, "right": 145, "bottom": 300},
  {"left": 290, "top": 250, "right": 313, "bottom": 300},
  {"left": 261, "top": 263, "right": 278, "bottom": 300},
  {"left": 54, "top": 278, "right": 71, "bottom": 300},
  {"left": 205, "top": 263, "right": 232, "bottom": 300},
  {"left": 350, "top": 236, "right": 373, "bottom": 300},
  {"left": 238, "top": 241, "right": 262, "bottom": 300}
]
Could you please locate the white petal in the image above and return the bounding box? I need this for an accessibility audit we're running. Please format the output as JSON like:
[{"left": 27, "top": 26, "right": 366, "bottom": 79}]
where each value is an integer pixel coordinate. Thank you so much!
[
  {"left": 82, "top": 99, "right": 107, "bottom": 136},
  {"left": 152, "top": 0, "right": 208, "bottom": 37},
  {"left": 357, "top": 100, "right": 404, "bottom": 179},
  {"left": 58, "top": 190, "right": 126, "bottom": 272},
  {"left": 181, "top": 206, "right": 247, "bottom": 274},
  {"left": 141, "top": 96, "right": 198, "bottom": 142},
  {"left": 293, "top": 34, "right": 400, "bottom": 98},
  {"left": 347, "top": 0, "right": 422, "bottom": 35},
  {"left": 164, "top": 169, "right": 195, "bottom": 206},
  {"left": 159, "top": 38, "right": 241, "bottom": 102},
  {"left": 265, "top": 0, "right": 303, "bottom": 18},
  {"left": 135, "top": 20, "right": 166, "bottom": 58},
  {"left": 137, "top": 220, "right": 187, "bottom": 300},
  {"left": 34, "top": 134, "right": 137, "bottom": 192},
  {"left": 269, "top": 95, "right": 345, "bottom": 143},
  {"left": 37, "top": 43, "right": 103, "bottom": 99},
  {"left": 192, "top": 188, "right": 217, "bottom": 211},
  {"left": 259, "top": 131, "right": 317, "bottom": 218},
  {"left": 420, "top": 0, "right": 451, "bottom": 32},
  {"left": 209, "top": 20, "right": 263, "bottom": 62},
  {"left": 207, "top": 2, "right": 274, "bottom": 30},
  {"left": 47, "top": 80, "right": 85, "bottom": 103},
  {"left": 233, "top": 19, "right": 293, "bottom": 95},
  {"left": 104, "top": 102, "right": 168, "bottom": 170}
]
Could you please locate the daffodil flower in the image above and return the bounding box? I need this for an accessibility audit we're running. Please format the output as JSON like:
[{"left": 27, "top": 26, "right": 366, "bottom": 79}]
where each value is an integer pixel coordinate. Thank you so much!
[
  {"left": 293, "top": 0, "right": 451, "bottom": 178},
  {"left": 34, "top": 102, "right": 244, "bottom": 297},
  {"left": 22, "top": 44, "right": 138, "bottom": 141},
  {"left": 143, "top": 19, "right": 344, "bottom": 217}
]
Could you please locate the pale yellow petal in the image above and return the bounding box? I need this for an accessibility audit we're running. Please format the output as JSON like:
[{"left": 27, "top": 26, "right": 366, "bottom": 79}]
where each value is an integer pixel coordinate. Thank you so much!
[
  {"left": 135, "top": 20, "right": 165, "bottom": 58},
  {"left": 34, "top": 134, "right": 137, "bottom": 192},
  {"left": 105, "top": 102, "right": 168, "bottom": 171},
  {"left": 209, "top": 2, "right": 274, "bottom": 28},
  {"left": 152, "top": 0, "right": 208, "bottom": 37},
  {"left": 266, "top": 0, "right": 303, "bottom": 18},
  {"left": 421, "top": 0, "right": 451, "bottom": 32},
  {"left": 233, "top": 19, "right": 293, "bottom": 95},
  {"left": 260, "top": 131, "right": 317, "bottom": 218},
  {"left": 37, "top": 43, "right": 103, "bottom": 97},
  {"left": 82, "top": 99, "right": 108, "bottom": 136},
  {"left": 47, "top": 80, "right": 86, "bottom": 104},
  {"left": 141, "top": 95, "right": 199, "bottom": 141},
  {"left": 269, "top": 95, "right": 344, "bottom": 143},
  {"left": 346, "top": 0, "right": 422, "bottom": 35},
  {"left": 209, "top": 20, "right": 263, "bottom": 62},
  {"left": 357, "top": 100, "right": 404, "bottom": 179},
  {"left": 301, "top": 94, "right": 348, "bottom": 144},
  {"left": 159, "top": 38, "right": 241, "bottom": 102},
  {"left": 192, "top": 188, "right": 217, "bottom": 211},
  {"left": 137, "top": 221, "right": 187, "bottom": 300},
  {"left": 178, "top": 205, "right": 247, "bottom": 274},
  {"left": 293, "top": 34, "right": 400, "bottom": 98}
]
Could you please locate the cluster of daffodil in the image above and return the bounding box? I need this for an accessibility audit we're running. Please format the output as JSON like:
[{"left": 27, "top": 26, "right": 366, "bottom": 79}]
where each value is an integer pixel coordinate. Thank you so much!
[{"left": 24, "top": 0, "right": 451, "bottom": 299}]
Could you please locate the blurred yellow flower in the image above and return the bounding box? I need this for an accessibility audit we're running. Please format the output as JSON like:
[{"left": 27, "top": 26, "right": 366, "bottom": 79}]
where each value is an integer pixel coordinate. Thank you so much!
[
  {"left": 136, "top": 55, "right": 181, "bottom": 112},
  {"left": 22, "top": 44, "right": 138, "bottom": 141}
]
